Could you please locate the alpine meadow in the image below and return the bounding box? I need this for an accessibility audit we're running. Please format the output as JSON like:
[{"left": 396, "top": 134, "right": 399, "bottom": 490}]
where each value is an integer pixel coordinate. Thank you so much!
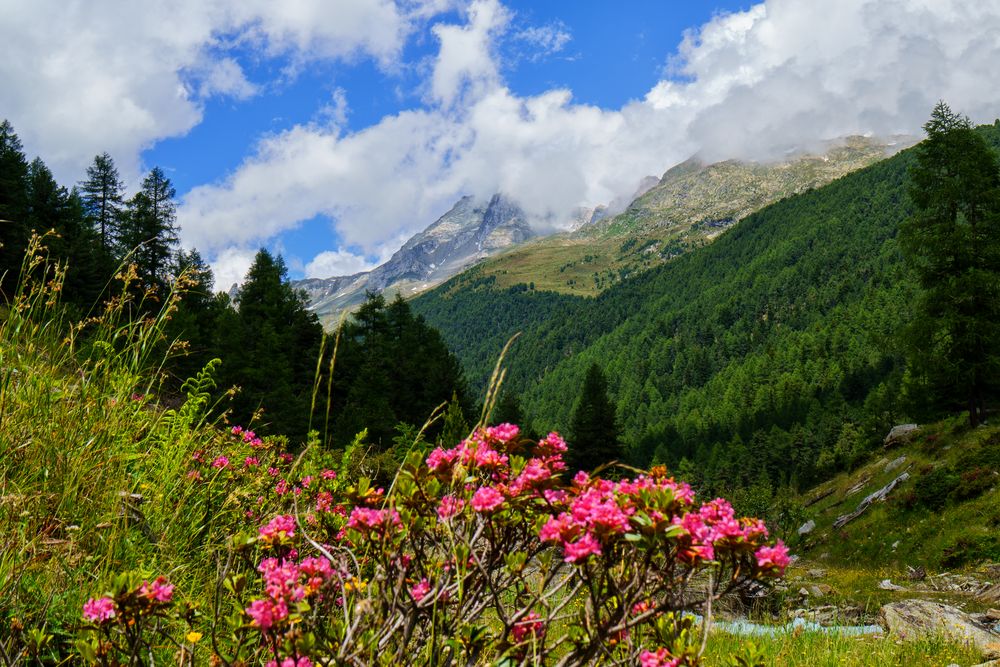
[{"left": 3, "top": 2, "right": 1000, "bottom": 666}]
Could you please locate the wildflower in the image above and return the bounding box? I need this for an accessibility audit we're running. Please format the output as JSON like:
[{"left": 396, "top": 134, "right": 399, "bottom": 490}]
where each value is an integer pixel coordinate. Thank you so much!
[
  {"left": 346, "top": 507, "right": 401, "bottom": 534},
  {"left": 82, "top": 597, "right": 116, "bottom": 623},
  {"left": 563, "top": 532, "right": 602, "bottom": 562},
  {"left": 245, "top": 597, "right": 288, "bottom": 631},
  {"left": 486, "top": 422, "right": 519, "bottom": 444},
  {"left": 274, "top": 479, "right": 290, "bottom": 495},
  {"left": 300, "top": 475, "right": 313, "bottom": 487},
  {"left": 437, "top": 495, "right": 465, "bottom": 520},
  {"left": 321, "top": 469, "right": 337, "bottom": 480},
  {"left": 211, "top": 455, "right": 230, "bottom": 469},
  {"left": 244, "top": 456, "right": 260, "bottom": 467},
  {"left": 639, "top": 648, "right": 682, "bottom": 667},
  {"left": 138, "top": 576, "right": 174, "bottom": 603},
  {"left": 231, "top": 425, "right": 244, "bottom": 435},
  {"left": 755, "top": 540, "right": 790, "bottom": 574},
  {"left": 410, "top": 578, "right": 431, "bottom": 601},
  {"left": 510, "top": 611, "right": 545, "bottom": 644},
  {"left": 259, "top": 515, "right": 296, "bottom": 544},
  {"left": 471, "top": 486, "right": 505, "bottom": 513},
  {"left": 536, "top": 432, "right": 567, "bottom": 455},
  {"left": 186, "top": 631, "right": 203, "bottom": 643}
]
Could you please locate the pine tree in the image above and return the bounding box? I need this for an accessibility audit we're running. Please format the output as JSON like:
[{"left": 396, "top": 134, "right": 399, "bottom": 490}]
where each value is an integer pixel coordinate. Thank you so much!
[
  {"left": 439, "top": 391, "right": 470, "bottom": 446},
  {"left": 78, "top": 152, "right": 125, "bottom": 252},
  {"left": 0, "top": 120, "right": 30, "bottom": 295},
  {"left": 900, "top": 102, "right": 1000, "bottom": 426},
  {"left": 567, "top": 364, "right": 621, "bottom": 472},
  {"left": 120, "top": 167, "right": 178, "bottom": 289}
]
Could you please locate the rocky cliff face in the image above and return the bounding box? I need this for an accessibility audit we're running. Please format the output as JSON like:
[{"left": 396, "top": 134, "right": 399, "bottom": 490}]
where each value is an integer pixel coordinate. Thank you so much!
[{"left": 295, "top": 194, "right": 533, "bottom": 323}]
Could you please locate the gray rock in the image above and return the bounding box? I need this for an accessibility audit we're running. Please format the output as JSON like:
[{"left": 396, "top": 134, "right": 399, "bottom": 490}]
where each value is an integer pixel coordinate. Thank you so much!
[
  {"left": 884, "top": 424, "right": 920, "bottom": 448},
  {"left": 878, "top": 579, "right": 906, "bottom": 591},
  {"left": 884, "top": 456, "right": 907, "bottom": 473},
  {"left": 797, "top": 520, "right": 816, "bottom": 536},
  {"left": 807, "top": 568, "right": 827, "bottom": 579},
  {"left": 880, "top": 600, "right": 1000, "bottom": 659}
]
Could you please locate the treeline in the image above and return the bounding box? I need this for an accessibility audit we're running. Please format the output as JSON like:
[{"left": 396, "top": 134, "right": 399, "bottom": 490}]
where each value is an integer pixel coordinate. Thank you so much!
[
  {"left": 0, "top": 120, "right": 467, "bottom": 447},
  {"left": 414, "top": 121, "right": 1000, "bottom": 496}
]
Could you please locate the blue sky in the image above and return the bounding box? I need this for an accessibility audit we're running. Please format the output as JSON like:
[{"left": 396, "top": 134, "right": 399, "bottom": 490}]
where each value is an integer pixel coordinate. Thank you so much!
[
  {"left": 4, "top": 0, "right": 1000, "bottom": 287},
  {"left": 144, "top": 0, "right": 752, "bottom": 282}
]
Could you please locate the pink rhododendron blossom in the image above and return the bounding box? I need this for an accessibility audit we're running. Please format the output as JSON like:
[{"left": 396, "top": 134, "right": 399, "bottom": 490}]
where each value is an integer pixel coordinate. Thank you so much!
[
  {"left": 82, "top": 597, "right": 115, "bottom": 623},
  {"left": 346, "top": 507, "right": 401, "bottom": 535},
  {"left": 300, "top": 475, "right": 312, "bottom": 487},
  {"left": 231, "top": 425, "right": 243, "bottom": 435},
  {"left": 409, "top": 578, "right": 431, "bottom": 601},
  {"left": 245, "top": 597, "right": 288, "bottom": 630},
  {"left": 486, "top": 422, "right": 519, "bottom": 444},
  {"left": 274, "top": 479, "right": 290, "bottom": 495},
  {"left": 536, "top": 432, "right": 567, "bottom": 455},
  {"left": 244, "top": 456, "right": 259, "bottom": 467},
  {"left": 268, "top": 467, "right": 280, "bottom": 477},
  {"left": 321, "top": 469, "right": 337, "bottom": 480},
  {"left": 211, "top": 455, "right": 229, "bottom": 469},
  {"left": 755, "top": 540, "right": 790, "bottom": 574},
  {"left": 563, "top": 532, "right": 602, "bottom": 562},
  {"left": 437, "top": 495, "right": 464, "bottom": 520},
  {"left": 259, "top": 515, "right": 296, "bottom": 544},
  {"left": 138, "top": 576, "right": 174, "bottom": 603},
  {"left": 639, "top": 648, "right": 682, "bottom": 667},
  {"left": 471, "top": 486, "right": 505, "bottom": 513},
  {"left": 572, "top": 470, "right": 590, "bottom": 486},
  {"left": 511, "top": 611, "right": 545, "bottom": 643}
]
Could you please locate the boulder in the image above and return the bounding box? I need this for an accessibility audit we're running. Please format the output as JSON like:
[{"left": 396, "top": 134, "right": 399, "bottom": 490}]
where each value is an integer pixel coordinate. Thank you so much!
[
  {"left": 797, "top": 520, "right": 816, "bottom": 536},
  {"left": 884, "top": 424, "right": 920, "bottom": 448},
  {"left": 880, "top": 600, "right": 1000, "bottom": 660},
  {"left": 884, "top": 456, "right": 907, "bottom": 473}
]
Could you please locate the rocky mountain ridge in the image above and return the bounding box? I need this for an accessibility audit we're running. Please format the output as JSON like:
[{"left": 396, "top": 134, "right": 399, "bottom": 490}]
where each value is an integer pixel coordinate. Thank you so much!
[{"left": 294, "top": 194, "right": 533, "bottom": 323}]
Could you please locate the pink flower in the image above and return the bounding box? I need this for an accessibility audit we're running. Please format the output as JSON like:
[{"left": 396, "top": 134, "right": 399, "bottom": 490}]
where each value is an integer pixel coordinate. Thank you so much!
[
  {"left": 231, "top": 425, "right": 243, "bottom": 435},
  {"left": 471, "top": 486, "right": 505, "bottom": 513},
  {"left": 572, "top": 470, "right": 590, "bottom": 486},
  {"left": 426, "top": 446, "right": 458, "bottom": 472},
  {"left": 315, "top": 491, "right": 333, "bottom": 513},
  {"left": 244, "top": 456, "right": 259, "bottom": 467},
  {"left": 536, "top": 432, "right": 567, "bottom": 455},
  {"left": 274, "top": 479, "right": 290, "bottom": 495},
  {"left": 510, "top": 611, "right": 545, "bottom": 644},
  {"left": 437, "top": 495, "right": 465, "bottom": 520},
  {"left": 321, "top": 469, "right": 337, "bottom": 480},
  {"left": 268, "top": 466, "right": 280, "bottom": 477},
  {"left": 639, "top": 648, "right": 682, "bottom": 667},
  {"left": 346, "top": 507, "right": 401, "bottom": 535},
  {"left": 755, "top": 540, "right": 790, "bottom": 574},
  {"left": 211, "top": 455, "right": 230, "bottom": 469},
  {"left": 410, "top": 578, "right": 431, "bottom": 601},
  {"left": 82, "top": 597, "right": 115, "bottom": 623},
  {"left": 245, "top": 597, "right": 288, "bottom": 631},
  {"left": 259, "top": 515, "right": 296, "bottom": 544},
  {"left": 138, "top": 576, "right": 174, "bottom": 603},
  {"left": 563, "top": 532, "right": 602, "bottom": 562},
  {"left": 300, "top": 475, "right": 313, "bottom": 488},
  {"left": 485, "top": 423, "right": 520, "bottom": 444}
]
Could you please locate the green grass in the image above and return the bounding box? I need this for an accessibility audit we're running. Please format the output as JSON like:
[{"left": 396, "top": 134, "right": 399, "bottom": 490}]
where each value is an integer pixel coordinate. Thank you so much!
[{"left": 703, "top": 630, "right": 982, "bottom": 666}]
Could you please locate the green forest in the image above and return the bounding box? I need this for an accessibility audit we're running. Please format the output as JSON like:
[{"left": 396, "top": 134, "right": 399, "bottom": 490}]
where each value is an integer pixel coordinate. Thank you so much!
[{"left": 414, "top": 118, "right": 1000, "bottom": 495}]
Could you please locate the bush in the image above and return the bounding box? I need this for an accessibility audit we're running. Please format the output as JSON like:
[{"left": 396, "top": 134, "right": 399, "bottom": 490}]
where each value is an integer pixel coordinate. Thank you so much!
[
  {"left": 72, "top": 426, "right": 789, "bottom": 666},
  {"left": 913, "top": 467, "right": 959, "bottom": 510}
]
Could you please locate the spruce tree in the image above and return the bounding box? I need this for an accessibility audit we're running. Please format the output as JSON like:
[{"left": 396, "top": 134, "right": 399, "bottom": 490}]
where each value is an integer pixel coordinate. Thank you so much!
[
  {"left": 120, "top": 167, "right": 178, "bottom": 289},
  {"left": 900, "top": 102, "right": 1000, "bottom": 426},
  {"left": 567, "top": 363, "right": 621, "bottom": 471},
  {"left": 78, "top": 152, "right": 125, "bottom": 252},
  {"left": 0, "top": 120, "right": 30, "bottom": 295}
]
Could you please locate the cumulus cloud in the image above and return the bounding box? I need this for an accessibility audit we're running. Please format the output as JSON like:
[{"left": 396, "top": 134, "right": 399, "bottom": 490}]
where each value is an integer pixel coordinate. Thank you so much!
[
  {"left": 180, "top": 0, "right": 1000, "bottom": 281},
  {"left": 11, "top": 0, "right": 1000, "bottom": 283},
  {"left": 305, "top": 250, "right": 380, "bottom": 279},
  {"left": 514, "top": 23, "right": 572, "bottom": 62},
  {"left": 0, "top": 0, "right": 440, "bottom": 183}
]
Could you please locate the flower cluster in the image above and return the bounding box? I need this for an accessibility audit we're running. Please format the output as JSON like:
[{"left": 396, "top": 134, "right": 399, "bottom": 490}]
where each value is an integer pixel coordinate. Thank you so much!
[{"left": 245, "top": 555, "right": 336, "bottom": 632}]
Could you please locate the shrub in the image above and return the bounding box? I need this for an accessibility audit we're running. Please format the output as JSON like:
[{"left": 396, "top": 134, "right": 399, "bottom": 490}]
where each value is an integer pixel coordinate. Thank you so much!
[{"left": 76, "top": 425, "right": 789, "bottom": 666}]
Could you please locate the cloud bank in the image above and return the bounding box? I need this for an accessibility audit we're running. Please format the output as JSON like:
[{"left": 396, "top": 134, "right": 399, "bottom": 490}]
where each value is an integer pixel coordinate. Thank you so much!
[{"left": 6, "top": 0, "right": 1000, "bottom": 282}]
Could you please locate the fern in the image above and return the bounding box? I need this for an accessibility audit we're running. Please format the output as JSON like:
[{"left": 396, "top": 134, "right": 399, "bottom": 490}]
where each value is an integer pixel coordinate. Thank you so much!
[{"left": 157, "top": 358, "right": 221, "bottom": 444}]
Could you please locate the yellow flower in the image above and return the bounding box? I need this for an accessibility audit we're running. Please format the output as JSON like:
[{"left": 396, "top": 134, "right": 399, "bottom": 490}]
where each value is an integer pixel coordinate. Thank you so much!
[{"left": 186, "top": 631, "right": 203, "bottom": 643}]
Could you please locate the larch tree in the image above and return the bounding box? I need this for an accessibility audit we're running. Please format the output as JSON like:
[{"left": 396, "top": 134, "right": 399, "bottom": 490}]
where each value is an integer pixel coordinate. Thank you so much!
[
  {"left": 568, "top": 363, "right": 622, "bottom": 472},
  {"left": 78, "top": 152, "right": 125, "bottom": 252},
  {"left": 900, "top": 101, "right": 1000, "bottom": 426}
]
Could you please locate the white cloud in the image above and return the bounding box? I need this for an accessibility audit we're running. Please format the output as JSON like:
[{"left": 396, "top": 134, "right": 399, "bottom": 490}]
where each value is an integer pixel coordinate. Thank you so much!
[
  {"left": 304, "top": 249, "right": 379, "bottom": 278},
  {"left": 0, "top": 0, "right": 442, "bottom": 183},
  {"left": 211, "top": 246, "right": 258, "bottom": 291},
  {"left": 514, "top": 23, "right": 571, "bottom": 61},
  {"left": 12, "top": 0, "right": 1000, "bottom": 285}
]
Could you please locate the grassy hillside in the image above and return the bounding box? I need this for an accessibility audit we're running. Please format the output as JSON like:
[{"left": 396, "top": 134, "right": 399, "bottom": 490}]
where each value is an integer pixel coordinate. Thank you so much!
[
  {"left": 455, "top": 136, "right": 895, "bottom": 298},
  {"left": 414, "top": 123, "right": 1000, "bottom": 493}
]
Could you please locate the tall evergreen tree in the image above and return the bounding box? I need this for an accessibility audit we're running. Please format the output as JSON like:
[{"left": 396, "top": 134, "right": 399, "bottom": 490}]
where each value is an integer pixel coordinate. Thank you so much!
[
  {"left": 78, "top": 152, "right": 125, "bottom": 252},
  {"left": 567, "top": 364, "right": 621, "bottom": 472},
  {"left": 164, "top": 249, "right": 221, "bottom": 384},
  {"left": 218, "top": 249, "right": 323, "bottom": 440},
  {"left": 120, "top": 167, "right": 178, "bottom": 289},
  {"left": 900, "top": 102, "right": 1000, "bottom": 426},
  {"left": 0, "top": 120, "right": 30, "bottom": 295}
]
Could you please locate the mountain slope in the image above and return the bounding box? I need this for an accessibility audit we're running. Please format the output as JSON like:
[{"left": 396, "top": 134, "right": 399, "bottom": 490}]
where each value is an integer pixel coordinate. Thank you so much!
[
  {"left": 295, "top": 194, "right": 533, "bottom": 323},
  {"left": 412, "top": 123, "right": 1000, "bottom": 492},
  {"left": 460, "top": 136, "right": 903, "bottom": 296}
]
